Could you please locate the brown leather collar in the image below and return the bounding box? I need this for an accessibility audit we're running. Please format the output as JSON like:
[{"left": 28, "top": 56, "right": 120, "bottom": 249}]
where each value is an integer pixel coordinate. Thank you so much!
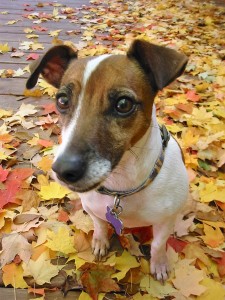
[{"left": 97, "top": 124, "right": 170, "bottom": 199}]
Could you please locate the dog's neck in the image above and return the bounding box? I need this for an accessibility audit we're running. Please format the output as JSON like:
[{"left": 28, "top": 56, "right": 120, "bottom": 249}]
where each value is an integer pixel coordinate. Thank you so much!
[{"left": 102, "top": 105, "right": 162, "bottom": 192}]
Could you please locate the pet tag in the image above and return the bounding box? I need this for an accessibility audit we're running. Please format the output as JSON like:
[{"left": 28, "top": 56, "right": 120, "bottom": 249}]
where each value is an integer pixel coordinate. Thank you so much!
[{"left": 106, "top": 206, "right": 123, "bottom": 235}]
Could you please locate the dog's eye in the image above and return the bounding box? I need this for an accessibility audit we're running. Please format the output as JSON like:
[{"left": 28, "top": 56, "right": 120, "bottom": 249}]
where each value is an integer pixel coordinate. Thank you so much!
[
  {"left": 115, "top": 97, "right": 136, "bottom": 116},
  {"left": 56, "top": 96, "right": 70, "bottom": 111}
]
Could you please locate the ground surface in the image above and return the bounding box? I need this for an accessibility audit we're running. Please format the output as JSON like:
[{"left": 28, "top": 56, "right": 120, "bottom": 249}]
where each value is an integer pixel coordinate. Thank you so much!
[{"left": 0, "top": 0, "right": 225, "bottom": 299}]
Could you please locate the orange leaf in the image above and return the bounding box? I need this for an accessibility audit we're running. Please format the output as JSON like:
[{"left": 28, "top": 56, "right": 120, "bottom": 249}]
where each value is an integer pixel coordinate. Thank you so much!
[
  {"left": 38, "top": 139, "right": 53, "bottom": 148},
  {"left": 37, "top": 156, "right": 53, "bottom": 172}
]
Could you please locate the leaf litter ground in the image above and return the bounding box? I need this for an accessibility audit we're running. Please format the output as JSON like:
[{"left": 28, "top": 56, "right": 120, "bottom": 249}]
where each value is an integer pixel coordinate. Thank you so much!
[{"left": 0, "top": 0, "right": 225, "bottom": 299}]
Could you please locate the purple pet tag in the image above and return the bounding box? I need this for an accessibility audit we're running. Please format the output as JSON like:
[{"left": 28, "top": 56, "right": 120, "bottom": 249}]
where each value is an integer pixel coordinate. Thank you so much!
[{"left": 106, "top": 206, "right": 123, "bottom": 235}]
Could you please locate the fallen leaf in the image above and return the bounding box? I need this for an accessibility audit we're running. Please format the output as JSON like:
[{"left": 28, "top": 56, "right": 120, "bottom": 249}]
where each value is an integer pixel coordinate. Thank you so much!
[
  {"left": 0, "top": 232, "right": 32, "bottom": 266},
  {"left": 39, "top": 181, "right": 70, "bottom": 200},
  {"left": 172, "top": 259, "right": 206, "bottom": 297},
  {"left": 26, "top": 252, "right": 60, "bottom": 285},
  {"left": 46, "top": 227, "right": 76, "bottom": 255},
  {"left": 2, "top": 262, "right": 28, "bottom": 288}
]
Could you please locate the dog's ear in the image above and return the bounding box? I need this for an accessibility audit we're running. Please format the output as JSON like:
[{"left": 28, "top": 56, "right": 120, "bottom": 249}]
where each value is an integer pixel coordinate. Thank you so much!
[
  {"left": 26, "top": 45, "right": 77, "bottom": 89},
  {"left": 127, "top": 40, "right": 188, "bottom": 91}
]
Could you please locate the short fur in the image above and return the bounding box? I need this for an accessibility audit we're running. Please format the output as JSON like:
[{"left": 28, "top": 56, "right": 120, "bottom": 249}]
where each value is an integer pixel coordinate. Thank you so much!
[{"left": 26, "top": 40, "right": 189, "bottom": 282}]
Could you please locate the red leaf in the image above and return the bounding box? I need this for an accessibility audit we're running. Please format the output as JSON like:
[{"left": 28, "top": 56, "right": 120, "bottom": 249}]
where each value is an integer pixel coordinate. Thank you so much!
[
  {"left": 26, "top": 53, "right": 39, "bottom": 61},
  {"left": 38, "top": 139, "right": 53, "bottom": 148},
  {"left": 124, "top": 226, "right": 153, "bottom": 244},
  {"left": 167, "top": 236, "right": 188, "bottom": 253},
  {"left": 214, "top": 252, "right": 225, "bottom": 277},
  {"left": 32, "top": 25, "right": 48, "bottom": 32},
  {"left": 41, "top": 103, "right": 58, "bottom": 115},
  {"left": 0, "top": 168, "right": 34, "bottom": 209},
  {"left": 58, "top": 209, "right": 69, "bottom": 223},
  {"left": 186, "top": 90, "right": 200, "bottom": 102},
  {"left": 0, "top": 166, "right": 9, "bottom": 182}
]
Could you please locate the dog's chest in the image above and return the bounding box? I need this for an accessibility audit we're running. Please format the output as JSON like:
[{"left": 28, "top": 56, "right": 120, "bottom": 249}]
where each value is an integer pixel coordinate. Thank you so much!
[{"left": 79, "top": 188, "right": 165, "bottom": 228}]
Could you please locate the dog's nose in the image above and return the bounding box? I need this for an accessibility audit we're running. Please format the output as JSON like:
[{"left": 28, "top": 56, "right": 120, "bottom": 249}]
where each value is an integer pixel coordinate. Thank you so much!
[{"left": 52, "top": 154, "right": 86, "bottom": 183}]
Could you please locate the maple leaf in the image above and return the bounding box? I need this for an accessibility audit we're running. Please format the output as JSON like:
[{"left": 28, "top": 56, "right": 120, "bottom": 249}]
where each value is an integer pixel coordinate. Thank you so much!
[
  {"left": 26, "top": 252, "right": 60, "bottom": 285},
  {"left": 0, "top": 168, "right": 34, "bottom": 209},
  {"left": 200, "top": 223, "right": 224, "bottom": 248},
  {"left": 38, "top": 139, "right": 53, "bottom": 148},
  {"left": 0, "top": 232, "right": 32, "bottom": 266},
  {"left": 140, "top": 275, "right": 176, "bottom": 298},
  {"left": 37, "top": 155, "right": 53, "bottom": 172},
  {"left": 23, "top": 88, "right": 43, "bottom": 97},
  {"left": 70, "top": 209, "right": 94, "bottom": 234},
  {"left": 80, "top": 263, "right": 120, "bottom": 300},
  {"left": 107, "top": 250, "right": 140, "bottom": 281},
  {"left": 172, "top": 259, "right": 206, "bottom": 297},
  {"left": 174, "top": 213, "right": 195, "bottom": 237},
  {"left": 73, "top": 230, "right": 95, "bottom": 262},
  {"left": 16, "top": 103, "right": 38, "bottom": 117},
  {"left": 2, "top": 262, "right": 28, "bottom": 288},
  {"left": 46, "top": 227, "right": 76, "bottom": 255},
  {"left": 11, "top": 51, "right": 25, "bottom": 58},
  {"left": 13, "top": 68, "right": 25, "bottom": 77},
  {"left": 0, "top": 166, "right": 9, "bottom": 182},
  {"left": 39, "top": 181, "right": 70, "bottom": 200},
  {"left": 49, "top": 30, "right": 62, "bottom": 37},
  {"left": 196, "top": 277, "right": 225, "bottom": 300},
  {"left": 0, "top": 43, "right": 10, "bottom": 53},
  {"left": 40, "top": 103, "right": 57, "bottom": 115},
  {"left": 26, "top": 53, "right": 39, "bottom": 60}
]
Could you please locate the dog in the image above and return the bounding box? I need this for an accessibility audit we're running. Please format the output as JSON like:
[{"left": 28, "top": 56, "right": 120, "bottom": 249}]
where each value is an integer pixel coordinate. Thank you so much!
[{"left": 26, "top": 39, "right": 189, "bottom": 282}]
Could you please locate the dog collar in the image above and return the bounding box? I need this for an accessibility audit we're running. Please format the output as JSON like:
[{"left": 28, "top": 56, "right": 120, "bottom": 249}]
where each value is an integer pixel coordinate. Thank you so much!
[{"left": 96, "top": 125, "right": 170, "bottom": 235}]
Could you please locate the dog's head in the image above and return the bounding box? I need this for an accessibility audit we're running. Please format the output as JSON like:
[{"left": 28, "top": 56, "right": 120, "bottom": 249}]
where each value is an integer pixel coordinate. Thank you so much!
[{"left": 27, "top": 40, "right": 187, "bottom": 192}]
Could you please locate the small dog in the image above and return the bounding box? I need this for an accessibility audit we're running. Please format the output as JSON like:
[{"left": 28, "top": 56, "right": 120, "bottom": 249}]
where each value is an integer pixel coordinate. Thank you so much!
[{"left": 26, "top": 40, "right": 189, "bottom": 282}]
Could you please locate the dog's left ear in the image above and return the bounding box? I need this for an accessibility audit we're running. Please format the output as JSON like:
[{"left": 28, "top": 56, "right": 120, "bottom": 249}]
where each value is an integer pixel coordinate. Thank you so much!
[
  {"left": 127, "top": 40, "right": 188, "bottom": 91},
  {"left": 26, "top": 45, "right": 77, "bottom": 89}
]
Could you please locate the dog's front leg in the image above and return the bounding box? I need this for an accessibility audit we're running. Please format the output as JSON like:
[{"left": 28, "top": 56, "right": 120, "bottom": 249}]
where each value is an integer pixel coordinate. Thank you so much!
[
  {"left": 91, "top": 216, "right": 110, "bottom": 259},
  {"left": 151, "top": 219, "right": 174, "bottom": 282},
  {"left": 81, "top": 200, "right": 110, "bottom": 260}
]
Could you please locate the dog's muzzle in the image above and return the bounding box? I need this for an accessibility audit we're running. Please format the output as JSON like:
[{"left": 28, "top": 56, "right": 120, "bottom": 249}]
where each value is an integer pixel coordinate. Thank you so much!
[{"left": 52, "top": 152, "right": 87, "bottom": 184}]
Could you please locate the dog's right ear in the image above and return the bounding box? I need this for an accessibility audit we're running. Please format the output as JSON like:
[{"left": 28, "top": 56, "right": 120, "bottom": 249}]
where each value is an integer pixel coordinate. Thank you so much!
[{"left": 26, "top": 45, "right": 77, "bottom": 89}]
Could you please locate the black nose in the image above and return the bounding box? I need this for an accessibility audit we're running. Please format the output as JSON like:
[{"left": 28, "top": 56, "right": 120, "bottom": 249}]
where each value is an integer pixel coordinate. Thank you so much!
[{"left": 52, "top": 153, "right": 87, "bottom": 184}]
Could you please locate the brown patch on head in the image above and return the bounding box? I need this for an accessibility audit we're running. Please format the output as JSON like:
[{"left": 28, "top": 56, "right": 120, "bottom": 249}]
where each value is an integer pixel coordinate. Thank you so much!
[{"left": 58, "top": 54, "right": 157, "bottom": 169}]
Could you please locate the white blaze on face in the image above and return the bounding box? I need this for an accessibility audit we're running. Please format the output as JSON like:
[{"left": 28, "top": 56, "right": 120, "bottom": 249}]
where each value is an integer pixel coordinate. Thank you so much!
[{"left": 54, "top": 54, "right": 112, "bottom": 188}]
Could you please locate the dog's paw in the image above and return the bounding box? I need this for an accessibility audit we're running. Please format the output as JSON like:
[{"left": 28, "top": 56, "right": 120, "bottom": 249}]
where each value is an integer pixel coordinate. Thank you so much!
[
  {"left": 150, "top": 256, "right": 169, "bottom": 283},
  {"left": 92, "top": 236, "right": 110, "bottom": 260}
]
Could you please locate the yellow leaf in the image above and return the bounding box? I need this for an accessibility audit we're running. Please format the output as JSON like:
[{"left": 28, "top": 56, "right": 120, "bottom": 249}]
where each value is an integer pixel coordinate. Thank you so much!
[
  {"left": 133, "top": 292, "right": 157, "bottom": 300},
  {"left": 0, "top": 109, "right": 13, "bottom": 118},
  {"left": 32, "top": 43, "right": 44, "bottom": 50},
  {"left": 39, "top": 181, "right": 70, "bottom": 200},
  {"left": 0, "top": 43, "right": 10, "bottom": 53},
  {"left": 140, "top": 275, "right": 176, "bottom": 298},
  {"left": 205, "top": 16, "right": 214, "bottom": 26},
  {"left": 111, "top": 250, "right": 140, "bottom": 280},
  {"left": 2, "top": 263, "right": 28, "bottom": 288},
  {"left": 201, "top": 224, "right": 224, "bottom": 248},
  {"left": 26, "top": 34, "right": 39, "bottom": 39},
  {"left": 38, "top": 78, "right": 57, "bottom": 97},
  {"left": 49, "top": 30, "right": 62, "bottom": 37},
  {"left": 196, "top": 278, "right": 225, "bottom": 300},
  {"left": 37, "top": 156, "right": 53, "bottom": 172},
  {"left": 78, "top": 292, "right": 92, "bottom": 300},
  {"left": 166, "top": 123, "right": 183, "bottom": 133},
  {"left": 24, "top": 28, "right": 33, "bottom": 33},
  {"left": 46, "top": 227, "right": 76, "bottom": 255},
  {"left": 26, "top": 252, "right": 60, "bottom": 285},
  {"left": 24, "top": 88, "right": 43, "bottom": 97},
  {"left": 37, "top": 174, "right": 49, "bottom": 186},
  {"left": 199, "top": 182, "right": 225, "bottom": 203}
]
